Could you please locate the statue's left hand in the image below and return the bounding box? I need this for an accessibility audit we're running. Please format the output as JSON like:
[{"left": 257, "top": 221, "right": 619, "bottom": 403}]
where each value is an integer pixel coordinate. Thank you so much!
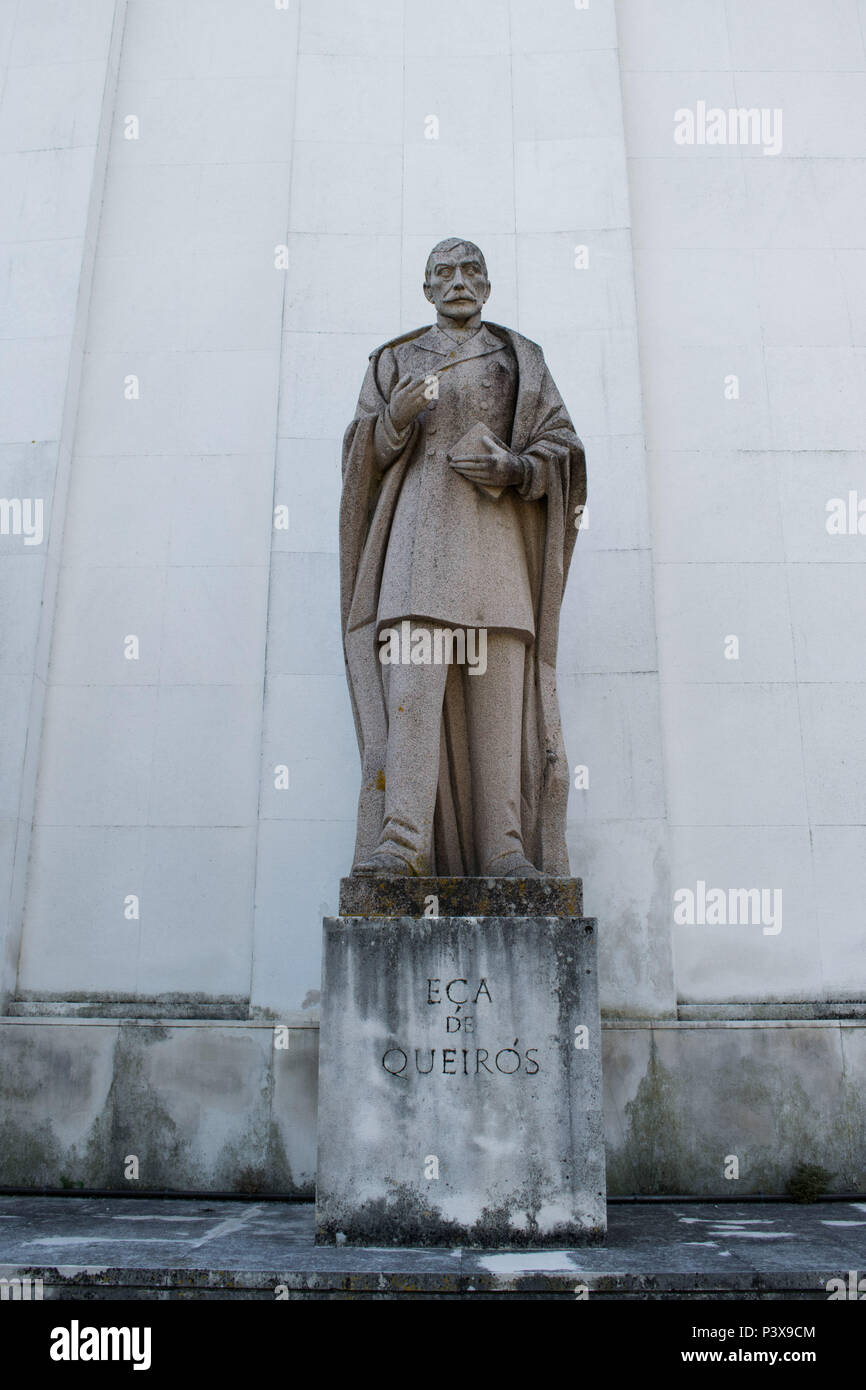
[{"left": 448, "top": 434, "right": 524, "bottom": 488}]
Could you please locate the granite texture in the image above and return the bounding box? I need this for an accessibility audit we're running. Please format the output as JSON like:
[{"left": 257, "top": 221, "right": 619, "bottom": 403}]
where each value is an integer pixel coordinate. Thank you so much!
[
  {"left": 315, "top": 911, "right": 605, "bottom": 1247},
  {"left": 341, "top": 238, "right": 586, "bottom": 878},
  {"left": 338, "top": 875, "right": 583, "bottom": 919}
]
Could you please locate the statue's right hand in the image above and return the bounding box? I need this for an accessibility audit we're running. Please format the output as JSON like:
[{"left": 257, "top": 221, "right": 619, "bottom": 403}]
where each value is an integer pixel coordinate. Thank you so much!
[{"left": 388, "top": 372, "right": 430, "bottom": 433}]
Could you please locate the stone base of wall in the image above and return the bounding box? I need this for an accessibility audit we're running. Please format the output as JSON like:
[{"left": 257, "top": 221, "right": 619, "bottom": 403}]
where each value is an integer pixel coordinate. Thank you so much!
[
  {"left": 0, "top": 1017, "right": 862, "bottom": 1196},
  {"left": 0, "top": 1018, "right": 318, "bottom": 1195},
  {"left": 604, "top": 1020, "right": 865, "bottom": 1194}
]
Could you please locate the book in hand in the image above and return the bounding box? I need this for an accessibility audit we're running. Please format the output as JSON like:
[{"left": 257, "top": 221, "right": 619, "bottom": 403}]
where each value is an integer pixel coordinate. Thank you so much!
[{"left": 446, "top": 421, "right": 508, "bottom": 500}]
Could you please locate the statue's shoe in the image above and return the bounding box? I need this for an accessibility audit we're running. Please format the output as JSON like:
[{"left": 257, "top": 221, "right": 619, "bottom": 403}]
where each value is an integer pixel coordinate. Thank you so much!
[
  {"left": 352, "top": 851, "right": 415, "bottom": 877},
  {"left": 485, "top": 852, "right": 544, "bottom": 880}
]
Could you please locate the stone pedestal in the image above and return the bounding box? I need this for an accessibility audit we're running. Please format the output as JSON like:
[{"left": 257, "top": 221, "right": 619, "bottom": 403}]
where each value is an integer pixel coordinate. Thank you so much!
[{"left": 315, "top": 878, "right": 606, "bottom": 1247}]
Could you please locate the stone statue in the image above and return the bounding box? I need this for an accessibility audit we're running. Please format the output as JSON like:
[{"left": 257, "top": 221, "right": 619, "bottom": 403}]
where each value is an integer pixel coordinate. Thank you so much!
[{"left": 340, "top": 238, "right": 586, "bottom": 878}]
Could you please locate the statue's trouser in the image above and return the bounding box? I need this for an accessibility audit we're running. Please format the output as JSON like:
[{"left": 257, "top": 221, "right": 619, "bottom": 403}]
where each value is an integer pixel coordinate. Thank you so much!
[{"left": 376, "top": 623, "right": 527, "bottom": 875}]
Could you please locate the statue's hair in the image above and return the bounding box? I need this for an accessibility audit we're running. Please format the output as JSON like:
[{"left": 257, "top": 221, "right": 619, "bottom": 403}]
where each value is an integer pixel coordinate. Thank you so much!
[{"left": 424, "top": 238, "right": 488, "bottom": 284}]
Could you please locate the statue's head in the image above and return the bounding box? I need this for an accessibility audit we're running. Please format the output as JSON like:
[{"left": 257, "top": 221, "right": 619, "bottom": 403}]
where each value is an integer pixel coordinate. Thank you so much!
[{"left": 423, "top": 238, "right": 490, "bottom": 324}]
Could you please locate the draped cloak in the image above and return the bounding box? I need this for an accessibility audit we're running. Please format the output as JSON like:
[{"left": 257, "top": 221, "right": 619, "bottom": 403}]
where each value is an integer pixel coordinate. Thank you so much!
[{"left": 339, "top": 321, "right": 586, "bottom": 876}]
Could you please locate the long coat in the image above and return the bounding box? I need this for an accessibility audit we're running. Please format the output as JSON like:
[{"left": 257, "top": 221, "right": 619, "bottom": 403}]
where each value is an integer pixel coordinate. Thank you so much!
[
  {"left": 374, "top": 323, "right": 535, "bottom": 637},
  {"left": 340, "top": 321, "right": 586, "bottom": 876}
]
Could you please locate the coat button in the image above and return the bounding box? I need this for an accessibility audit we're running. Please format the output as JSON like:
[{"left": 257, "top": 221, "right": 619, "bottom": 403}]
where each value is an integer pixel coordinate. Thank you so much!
[{"left": 428, "top": 422, "right": 438, "bottom": 434}]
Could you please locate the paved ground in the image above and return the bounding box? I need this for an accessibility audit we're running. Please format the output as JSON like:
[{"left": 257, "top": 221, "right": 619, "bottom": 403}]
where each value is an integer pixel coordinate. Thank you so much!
[{"left": 1, "top": 1196, "right": 865, "bottom": 1298}]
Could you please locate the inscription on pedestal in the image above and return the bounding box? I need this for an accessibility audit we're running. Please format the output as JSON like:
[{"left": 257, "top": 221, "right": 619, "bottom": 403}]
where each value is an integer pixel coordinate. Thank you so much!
[
  {"left": 315, "top": 908, "right": 606, "bottom": 1248},
  {"left": 381, "top": 975, "right": 542, "bottom": 1078}
]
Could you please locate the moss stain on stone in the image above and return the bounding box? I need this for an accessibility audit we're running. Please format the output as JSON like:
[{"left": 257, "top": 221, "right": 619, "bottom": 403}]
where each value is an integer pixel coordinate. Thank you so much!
[
  {"left": 82, "top": 1024, "right": 187, "bottom": 1189},
  {"left": 0, "top": 1115, "right": 64, "bottom": 1186},
  {"left": 609, "top": 1034, "right": 687, "bottom": 1195}
]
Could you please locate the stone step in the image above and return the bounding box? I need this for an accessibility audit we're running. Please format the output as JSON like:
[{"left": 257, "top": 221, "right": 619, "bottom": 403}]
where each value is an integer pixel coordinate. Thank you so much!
[
  {"left": 7, "top": 997, "right": 249, "bottom": 1020},
  {"left": 0, "top": 1196, "right": 860, "bottom": 1301}
]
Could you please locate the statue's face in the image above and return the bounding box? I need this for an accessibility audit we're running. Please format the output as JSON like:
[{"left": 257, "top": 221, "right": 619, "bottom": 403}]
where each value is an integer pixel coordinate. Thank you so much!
[{"left": 424, "top": 245, "right": 490, "bottom": 323}]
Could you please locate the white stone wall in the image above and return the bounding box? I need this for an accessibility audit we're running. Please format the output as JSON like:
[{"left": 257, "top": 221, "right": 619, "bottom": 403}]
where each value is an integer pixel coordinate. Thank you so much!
[
  {"left": 14, "top": 1, "right": 300, "bottom": 1009},
  {"left": 0, "top": 0, "right": 125, "bottom": 1003},
  {"left": 618, "top": 0, "right": 866, "bottom": 1003},
  {"left": 4, "top": 0, "right": 864, "bottom": 1022},
  {"left": 6, "top": 0, "right": 674, "bottom": 1022}
]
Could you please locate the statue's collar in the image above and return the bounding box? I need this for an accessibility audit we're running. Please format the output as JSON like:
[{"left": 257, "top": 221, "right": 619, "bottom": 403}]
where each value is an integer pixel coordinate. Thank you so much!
[{"left": 412, "top": 323, "right": 505, "bottom": 364}]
